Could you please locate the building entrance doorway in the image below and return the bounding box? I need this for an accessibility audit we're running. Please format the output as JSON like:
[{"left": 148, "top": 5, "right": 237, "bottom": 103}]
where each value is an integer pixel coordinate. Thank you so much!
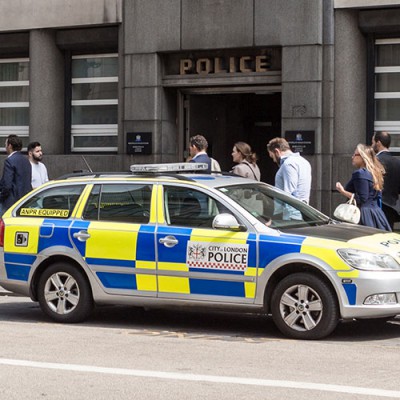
[{"left": 182, "top": 91, "right": 281, "bottom": 184}]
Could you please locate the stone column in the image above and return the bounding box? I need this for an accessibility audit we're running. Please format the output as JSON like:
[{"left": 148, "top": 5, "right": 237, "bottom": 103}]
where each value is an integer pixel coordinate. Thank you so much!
[
  {"left": 333, "top": 10, "right": 367, "bottom": 212},
  {"left": 29, "top": 29, "right": 64, "bottom": 154}
]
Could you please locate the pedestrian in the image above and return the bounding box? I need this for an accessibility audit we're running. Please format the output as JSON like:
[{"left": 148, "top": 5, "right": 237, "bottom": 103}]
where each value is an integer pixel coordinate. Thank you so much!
[
  {"left": 203, "top": 140, "right": 221, "bottom": 173},
  {"left": 0, "top": 134, "right": 32, "bottom": 216},
  {"left": 231, "top": 141, "right": 261, "bottom": 181},
  {"left": 188, "top": 134, "right": 212, "bottom": 173},
  {"left": 336, "top": 143, "right": 391, "bottom": 231},
  {"left": 28, "top": 141, "right": 49, "bottom": 189},
  {"left": 267, "top": 137, "right": 312, "bottom": 203},
  {"left": 371, "top": 131, "right": 400, "bottom": 230}
]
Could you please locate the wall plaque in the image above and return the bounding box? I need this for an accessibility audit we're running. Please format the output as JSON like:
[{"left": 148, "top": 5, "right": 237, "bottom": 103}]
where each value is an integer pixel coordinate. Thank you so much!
[
  {"left": 285, "top": 131, "right": 315, "bottom": 155},
  {"left": 127, "top": 132, "right": 152, "bottom": 155}
]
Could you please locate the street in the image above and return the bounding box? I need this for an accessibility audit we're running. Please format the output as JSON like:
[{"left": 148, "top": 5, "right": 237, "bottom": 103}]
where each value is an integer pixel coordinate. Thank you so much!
[{"left": 0, "top": 291, "right": 399, "bottom": 400}]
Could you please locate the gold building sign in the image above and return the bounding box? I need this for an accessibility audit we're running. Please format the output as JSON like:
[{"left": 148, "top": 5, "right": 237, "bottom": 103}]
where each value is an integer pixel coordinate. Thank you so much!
[
  {"left": 180, "top": 55, "right": 270, "bottom": 75},
  {"left": 163, "top": 48, "right": 281, "bottom": 77}
]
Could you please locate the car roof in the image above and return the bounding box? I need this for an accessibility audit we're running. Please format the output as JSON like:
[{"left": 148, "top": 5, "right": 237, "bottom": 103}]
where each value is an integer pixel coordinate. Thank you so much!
[
  {"left": 51, "top": 162, "right": 265, "bottom": 189},
  {"left": 51, "top": 172, "right": 259, "bottom": 189},
  {"left": 185, "top": 174, "right": 261, "bottom": 188}
]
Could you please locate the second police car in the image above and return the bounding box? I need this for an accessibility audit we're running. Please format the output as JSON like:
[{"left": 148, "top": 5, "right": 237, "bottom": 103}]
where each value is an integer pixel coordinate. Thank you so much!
[{"left": 0, "top": 163, "right": 400, "bottom": 340}]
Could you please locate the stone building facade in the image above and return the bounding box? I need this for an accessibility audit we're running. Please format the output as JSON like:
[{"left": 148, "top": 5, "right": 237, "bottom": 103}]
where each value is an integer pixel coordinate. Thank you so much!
[{"left": 1, "top": 0, "right": 400, "bottom": 215}]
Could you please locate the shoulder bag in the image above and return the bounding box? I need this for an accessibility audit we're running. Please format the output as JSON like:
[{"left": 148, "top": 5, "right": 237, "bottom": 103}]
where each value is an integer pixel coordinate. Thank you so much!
[
  {"left": 333, "top": 194, "right": 360, "bottom": 224},
  {"left": 242, "top": 162, "right": 259, "bottom": 181}
]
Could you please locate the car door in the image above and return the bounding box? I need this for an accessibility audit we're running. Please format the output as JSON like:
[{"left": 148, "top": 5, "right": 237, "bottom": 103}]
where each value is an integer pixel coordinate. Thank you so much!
[
  {"left": 2, "top": 184, "right": 85, "bottom": 283},
  {"left": 82, "top": 182, "right": 157, "bottom": 296},
  {"left": 156, "top": 183, "right": 258, "bottom": 303}
]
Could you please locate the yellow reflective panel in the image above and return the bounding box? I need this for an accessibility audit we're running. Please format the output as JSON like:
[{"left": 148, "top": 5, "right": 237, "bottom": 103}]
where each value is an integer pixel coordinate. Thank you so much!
[
  {"left": 73, "top": 184, "right": 93, "bottom": 217},
  {"left": 3, "top": 217, "right": 43, "bottom": 254},
  {"left": 338, "top": 270, "right": 360, "bottom": 278},
  {"left": 150, "top": 185, "right": 160, "bottom": 224},
  {"left": 301, "top": 237, "right": 353, "bottom": 271},
  {"left": 348, "top": 232, "right": 400, "bottom": 256},
  {"left": 86, "top": 221, "right": 139, "bottom": 261},
  {"left": 245, "top": 267, "right": 258, "bottom": 277},
  {"left": 158, "top": 276, "right": 190, "bottom": 294},
  {"left": 190, "top": 229, "right": 248, "bottom": 244},
  {"left": 136, "top": 260, "right": 156, "bottom": 270},
  {"left": 136, "top": 274, "right": 157, "bottom": 292},
  {"left": 244, "top": 267, "right": 257, "bottom": 298},
  {"left": 245, "top": 282, "right": 256, "bottom": 298},
  {"left": 158, "top": 262, "right": 189, "bottom": 272}
]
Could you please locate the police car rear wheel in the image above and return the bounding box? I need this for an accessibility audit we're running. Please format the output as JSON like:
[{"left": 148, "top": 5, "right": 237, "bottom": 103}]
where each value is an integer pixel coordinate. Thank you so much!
[
  {"left": 271, "top": 273, "right": 339, "bottom": 340},
  {"left": 38, "top": 262, "right": 93, "bottom": 323}
]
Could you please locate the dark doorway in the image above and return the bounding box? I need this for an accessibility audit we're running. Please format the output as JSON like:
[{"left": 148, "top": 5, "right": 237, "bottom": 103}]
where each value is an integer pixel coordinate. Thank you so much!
[{"left": 185, "top": 92, "right": 281, "bottom": 185}]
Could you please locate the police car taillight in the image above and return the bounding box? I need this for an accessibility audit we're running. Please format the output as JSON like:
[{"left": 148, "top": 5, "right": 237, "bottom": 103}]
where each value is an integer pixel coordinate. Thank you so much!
[
  {"left": 0, "top": 219, "right": 4, "bottom": 247},
  {"left": 130, "top": 162, "right": 208, "bottom": 173}
]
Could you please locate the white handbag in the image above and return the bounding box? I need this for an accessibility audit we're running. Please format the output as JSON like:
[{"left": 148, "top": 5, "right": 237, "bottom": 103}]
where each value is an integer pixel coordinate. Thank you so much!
[{"left": 333, "top": 194, "right": 361, "bottom": 224}]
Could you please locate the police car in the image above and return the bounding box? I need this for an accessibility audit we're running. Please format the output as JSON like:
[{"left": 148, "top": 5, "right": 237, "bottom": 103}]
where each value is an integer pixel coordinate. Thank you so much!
[{"left": 1, "top": 163, "right": 400, "bottom": 340}]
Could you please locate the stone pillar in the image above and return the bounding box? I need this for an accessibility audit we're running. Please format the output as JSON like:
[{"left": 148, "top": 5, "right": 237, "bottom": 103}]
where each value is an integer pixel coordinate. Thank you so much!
[
  {"left": 333, "top": 10, "right": 367, "bottom": 211},
  {"left": 281, "top": 44, "right": 324, "bottom": 209},
  {"left": 29, "top": 29, "right": 64, "bottom": 154}
]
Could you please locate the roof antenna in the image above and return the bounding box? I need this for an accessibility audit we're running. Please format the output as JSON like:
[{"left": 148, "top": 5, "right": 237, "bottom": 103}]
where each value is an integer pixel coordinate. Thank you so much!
[{"left": 81, "top": 156, "right": 93, "bottom": 173}]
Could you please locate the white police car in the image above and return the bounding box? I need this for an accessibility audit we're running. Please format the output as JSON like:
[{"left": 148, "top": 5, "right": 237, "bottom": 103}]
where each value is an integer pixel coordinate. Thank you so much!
[{"left": 0, "top": 163, "right": 400, "bottom": 340}]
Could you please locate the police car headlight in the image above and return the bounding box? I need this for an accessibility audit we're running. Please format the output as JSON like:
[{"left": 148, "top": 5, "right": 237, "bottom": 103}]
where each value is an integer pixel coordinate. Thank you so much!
[{"left": 337, "top": 249, "right": 400, "bottom": 271}]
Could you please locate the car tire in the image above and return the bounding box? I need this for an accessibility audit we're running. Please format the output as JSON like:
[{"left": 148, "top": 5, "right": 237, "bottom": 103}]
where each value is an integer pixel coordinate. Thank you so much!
[
  {"left": 37, "top": 262, "right": 94, "bottom": 323},
  {"left": 271, "top": 272, "right": 339, "bottom": 340}
]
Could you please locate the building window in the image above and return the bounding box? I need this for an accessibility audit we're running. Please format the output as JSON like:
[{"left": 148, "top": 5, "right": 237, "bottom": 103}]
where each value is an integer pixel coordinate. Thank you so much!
[
  {"left": 71, "top": 54, "right": 118, "bottom": 152},
  {"left": 375, "top": 39, "right": 400, "bottom": 150},
  {"left": 0, "top": 58, "right": 29, "bottom": 145}
]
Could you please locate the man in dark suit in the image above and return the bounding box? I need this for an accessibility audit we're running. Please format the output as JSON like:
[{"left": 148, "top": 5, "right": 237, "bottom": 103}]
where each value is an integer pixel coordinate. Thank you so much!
[
  {"left": 188, "top": 134, "right": 212, "bottom": 173},
  {"left": 372, "top": 131, "right": 400, "bottom": 229},
  {"left": 0, "top": 134, "right": 32, "bottom": 215}
]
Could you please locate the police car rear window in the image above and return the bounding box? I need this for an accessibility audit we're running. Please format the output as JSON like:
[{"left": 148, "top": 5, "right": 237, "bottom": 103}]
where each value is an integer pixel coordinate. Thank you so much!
[
  {"left": 83, "top": 184, "right": 152, "bottom": 224},
  {"left": 17, "top": 185, "right": 84, "bottom": 218}
]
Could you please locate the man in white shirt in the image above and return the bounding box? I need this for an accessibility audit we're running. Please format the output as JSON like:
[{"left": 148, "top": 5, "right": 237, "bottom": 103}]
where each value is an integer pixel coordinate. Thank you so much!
[
  {"left": 27, "top": 141, "right": 49, "bottom": 189},
  {"left": 267, "top": 137, "right": 312, "bottom": 220}
]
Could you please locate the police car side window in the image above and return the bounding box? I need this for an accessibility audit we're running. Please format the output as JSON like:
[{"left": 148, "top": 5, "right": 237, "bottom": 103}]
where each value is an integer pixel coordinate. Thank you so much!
[
  {"left": 83, "top": 184, "right": 152, "bottom": 224},
  {"left": 17, "top": 185, "right": 84, "bottom": 218},
  {"left": 164, "top": 186, "right": 229, "bottom": 228}
]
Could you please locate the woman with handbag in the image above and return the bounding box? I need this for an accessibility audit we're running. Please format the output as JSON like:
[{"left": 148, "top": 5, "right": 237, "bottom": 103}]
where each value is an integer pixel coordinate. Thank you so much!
[
  {"left": 336, "top": 144, "right": 391, "bottom": 231},
  {"left": 231, "top": 141, "right": 261, "bottom": 181}
]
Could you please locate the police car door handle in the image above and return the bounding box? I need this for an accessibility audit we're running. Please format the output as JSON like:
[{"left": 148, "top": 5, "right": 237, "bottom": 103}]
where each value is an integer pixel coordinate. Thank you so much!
[
  {"left": 159, "top": 235, "right": 179, "bottom": 247},
  {"left": 73, "top": 231, "right": 91, "bottom": 241}
]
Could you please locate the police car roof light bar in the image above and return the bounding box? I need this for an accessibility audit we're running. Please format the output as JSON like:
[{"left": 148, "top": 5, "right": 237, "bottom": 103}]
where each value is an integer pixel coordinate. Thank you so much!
[{"left": 130, "top": 163, "right": 208, "bottom": 173}]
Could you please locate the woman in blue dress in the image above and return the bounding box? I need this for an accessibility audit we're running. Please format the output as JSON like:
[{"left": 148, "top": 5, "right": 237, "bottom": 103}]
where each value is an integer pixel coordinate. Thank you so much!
[{"left": 336, "top": 144, "right": 391, "bottom": 231}]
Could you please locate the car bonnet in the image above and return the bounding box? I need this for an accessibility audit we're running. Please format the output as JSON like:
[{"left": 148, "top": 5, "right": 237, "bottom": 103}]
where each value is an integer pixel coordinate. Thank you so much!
[{"left": 281, "top": 223, "right": 400, "bottom": 260}]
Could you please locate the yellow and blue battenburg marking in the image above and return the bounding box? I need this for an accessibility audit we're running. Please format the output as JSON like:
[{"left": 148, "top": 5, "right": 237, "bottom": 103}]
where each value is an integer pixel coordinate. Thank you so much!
[
  {"left": 4, "top": 253, "right": 36, "bottom": 281},
  {"left": 3, "top": 217, "right": 362, "bottom": 306},
  {"left": 258, "top": 233, "right": 305, "bottom": 266},
  {"left": 256, "top": 233, "right": 359, "bottom": 305},
  {"left": 3, "top": 217, "right": 43, "bottom": 281},
  {"left": 155, "top": 226, "right": 257, "bottom": 298},
  {"left": 39, "top": 219, "right": 79, "bottom": 252},
  {"left": 300, "top": 236, "right": 359, "bottom": 305},
  {"left": 84, "top": 223, "right": 157, "bottom": 291}
]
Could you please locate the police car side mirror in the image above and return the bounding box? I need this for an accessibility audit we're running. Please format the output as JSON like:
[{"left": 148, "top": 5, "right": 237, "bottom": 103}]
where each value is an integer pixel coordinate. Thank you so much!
[{"left": 212, "top": 214, "right": 247, "bottom": 232}]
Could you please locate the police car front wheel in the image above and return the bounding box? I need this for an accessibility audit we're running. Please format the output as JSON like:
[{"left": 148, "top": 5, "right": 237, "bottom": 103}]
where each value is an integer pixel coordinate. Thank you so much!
[
  {"left": 271, "top": 272, "right": 339, "bottom": 340},
  {"left": 37, "top": 262, "right": 94, "bottom": 323}
]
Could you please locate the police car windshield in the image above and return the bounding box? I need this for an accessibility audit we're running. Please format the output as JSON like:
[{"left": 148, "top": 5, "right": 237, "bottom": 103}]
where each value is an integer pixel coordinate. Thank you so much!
[{"left": 217, "top": 183, "right": 329, "bottom": 228}]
